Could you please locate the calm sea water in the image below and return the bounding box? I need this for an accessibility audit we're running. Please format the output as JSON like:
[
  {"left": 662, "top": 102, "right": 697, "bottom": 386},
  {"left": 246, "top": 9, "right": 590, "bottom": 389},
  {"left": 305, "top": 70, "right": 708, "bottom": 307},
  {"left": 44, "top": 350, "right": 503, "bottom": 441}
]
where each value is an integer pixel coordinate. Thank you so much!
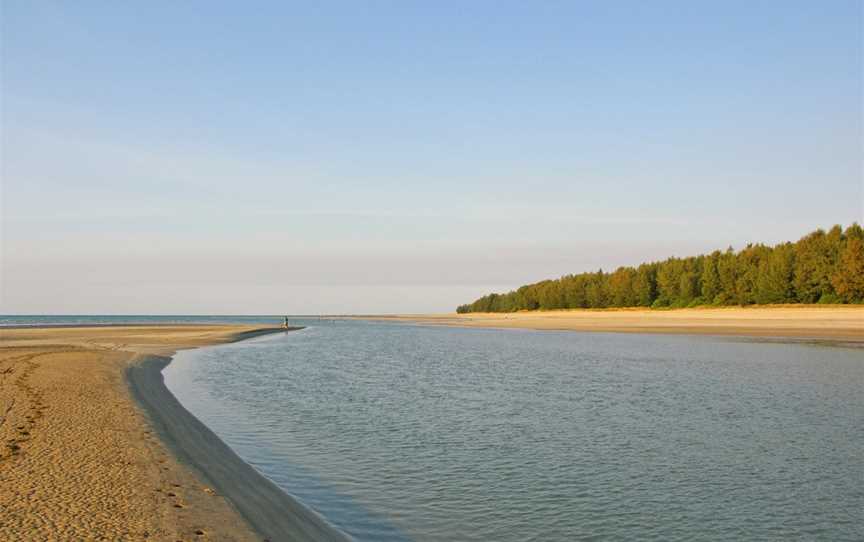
[{"left": 162, "top": 321, "right": 863, "bottom": 541}]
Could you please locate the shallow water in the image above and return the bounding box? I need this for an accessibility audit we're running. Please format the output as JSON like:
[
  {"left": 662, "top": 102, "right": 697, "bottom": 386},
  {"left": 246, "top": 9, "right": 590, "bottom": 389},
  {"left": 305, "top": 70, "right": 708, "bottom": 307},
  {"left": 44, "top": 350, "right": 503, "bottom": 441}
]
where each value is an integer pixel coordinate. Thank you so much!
[{"left": 165, "top": 321, "right": 864, "bottom": 541}]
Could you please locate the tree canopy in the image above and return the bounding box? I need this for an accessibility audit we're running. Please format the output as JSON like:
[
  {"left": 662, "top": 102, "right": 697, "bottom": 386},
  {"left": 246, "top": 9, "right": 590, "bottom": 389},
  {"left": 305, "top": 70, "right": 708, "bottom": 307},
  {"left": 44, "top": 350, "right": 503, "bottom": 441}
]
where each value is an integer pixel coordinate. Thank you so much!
[{"left": 456, "top": 224, "right": 864, "bottom": 313}]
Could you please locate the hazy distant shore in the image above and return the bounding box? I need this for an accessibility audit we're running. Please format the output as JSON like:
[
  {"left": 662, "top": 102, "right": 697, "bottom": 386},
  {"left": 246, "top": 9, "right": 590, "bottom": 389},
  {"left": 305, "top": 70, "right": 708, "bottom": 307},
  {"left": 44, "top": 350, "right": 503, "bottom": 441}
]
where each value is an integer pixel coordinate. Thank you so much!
[
  {"left": 0, "top": 324, "right": 346, "bottom": 541},
  {"left": 0, "top": 322, "right": 231, "bottom": 329},
  {"left": 356, "top": 305, "right": 864, "bottom": 343}
]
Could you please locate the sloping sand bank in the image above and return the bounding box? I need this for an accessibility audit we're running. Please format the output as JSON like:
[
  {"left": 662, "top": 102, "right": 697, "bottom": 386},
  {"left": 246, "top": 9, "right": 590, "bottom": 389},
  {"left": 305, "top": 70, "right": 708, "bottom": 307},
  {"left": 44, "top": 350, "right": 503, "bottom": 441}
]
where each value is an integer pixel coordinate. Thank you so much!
[
  {"left": 128, "top": 354, "right": 350, "bottom": 542},
  {"left": 368, "top": 306, "right": 864, "bottom": 343},
  {"left": 0, "top": 325, "right": 347, "bottom": 541}
]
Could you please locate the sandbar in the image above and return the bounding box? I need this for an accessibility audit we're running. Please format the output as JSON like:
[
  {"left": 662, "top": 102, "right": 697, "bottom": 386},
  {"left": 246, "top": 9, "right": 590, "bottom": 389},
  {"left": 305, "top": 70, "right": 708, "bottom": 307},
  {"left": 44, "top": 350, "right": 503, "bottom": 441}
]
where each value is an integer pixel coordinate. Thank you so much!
[{"left": 0, "top": 324, "right": 349, "bottom": 541}]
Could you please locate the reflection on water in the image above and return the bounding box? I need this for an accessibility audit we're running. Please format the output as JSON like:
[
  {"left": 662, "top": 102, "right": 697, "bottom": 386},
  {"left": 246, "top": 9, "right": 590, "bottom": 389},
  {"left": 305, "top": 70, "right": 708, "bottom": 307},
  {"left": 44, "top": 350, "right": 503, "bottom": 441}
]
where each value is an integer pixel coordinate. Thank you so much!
[{"left": 166, "top": 321, "right": 864, "bottom": 541}]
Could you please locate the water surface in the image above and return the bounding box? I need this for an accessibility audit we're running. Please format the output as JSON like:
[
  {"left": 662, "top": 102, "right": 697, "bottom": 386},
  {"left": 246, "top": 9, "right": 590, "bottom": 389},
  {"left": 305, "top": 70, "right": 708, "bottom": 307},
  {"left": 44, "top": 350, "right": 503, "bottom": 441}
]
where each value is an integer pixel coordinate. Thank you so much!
[{"left": 165, "top": 321, "right": 864, "bottom": 541}]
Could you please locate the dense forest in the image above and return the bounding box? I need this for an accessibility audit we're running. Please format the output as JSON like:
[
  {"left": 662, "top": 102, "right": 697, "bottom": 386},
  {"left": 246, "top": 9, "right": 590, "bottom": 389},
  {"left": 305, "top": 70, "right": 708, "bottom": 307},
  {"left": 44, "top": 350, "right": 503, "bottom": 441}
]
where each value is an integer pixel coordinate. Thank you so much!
[{"left": 457, "top": 224, "right": 864, "bottom": 313}]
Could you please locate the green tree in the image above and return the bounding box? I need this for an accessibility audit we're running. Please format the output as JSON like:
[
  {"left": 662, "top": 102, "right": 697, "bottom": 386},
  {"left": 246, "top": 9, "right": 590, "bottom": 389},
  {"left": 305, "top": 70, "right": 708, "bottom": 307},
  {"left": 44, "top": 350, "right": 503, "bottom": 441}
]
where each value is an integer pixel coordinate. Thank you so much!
[
  {"left": 456, "top": 225, "right": 863, "bottom": 312},
  {"left": 755, "top": 244, "right": 795, "bottom": 303},
  {"left": 678, "top": 271, "right": 697, "bottom": 305},
  {"left": 794, "top": 227, "right": 842, "bottom": 302},
  {"left": 656, "top": 258, "right": 682, "bottom": 306},
  {"left": 538, "top": 280, "right": 565, "bottom": 310},
  {"left": 701, "top": 251, "right": 721, "bottom": 303},
  {"left": 608, "top": 267, "right": 636, "bottom": 307},
  {"left": 633, "top": 264, "right": 657, "bottom": 306},
  {"left": 831, "top": 237, "right": 864, "bottom": 302},
  {"left": 562, "top": 275, "right": 587, "bottom": 309},
  {"left": 585, "top": 271, "right": 608, "bottom": 308},
  {"left": 715, "top": 248, "right": 738, "bottom": 305}
]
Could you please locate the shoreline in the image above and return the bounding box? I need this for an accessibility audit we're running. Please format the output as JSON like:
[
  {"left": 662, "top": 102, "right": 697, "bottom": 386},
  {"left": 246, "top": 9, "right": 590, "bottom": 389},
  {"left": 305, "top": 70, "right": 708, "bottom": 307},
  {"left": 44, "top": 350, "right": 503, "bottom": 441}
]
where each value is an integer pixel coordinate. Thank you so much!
[
  {"left": 350, "top": 305, "right": 864, "bottom": 343},
  {"left": 0, "top": 324, "right": 347, "bottom": 540},
  {"left": 126, "top": 338, "right": 352, "bottom": 542},
  {"left": 3, "top": 311, "right": 861, "bottom": 537}
]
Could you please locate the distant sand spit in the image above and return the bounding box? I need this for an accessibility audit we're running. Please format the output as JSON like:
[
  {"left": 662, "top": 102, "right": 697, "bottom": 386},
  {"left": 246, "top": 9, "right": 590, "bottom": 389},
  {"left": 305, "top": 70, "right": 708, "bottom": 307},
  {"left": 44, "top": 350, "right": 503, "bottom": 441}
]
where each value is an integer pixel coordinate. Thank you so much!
[
  {"left": 364, "top": 306, "right": 864, "bottom": 343},
  {"left": 0, "top": 325, "right": 346, "bottom": 541}
]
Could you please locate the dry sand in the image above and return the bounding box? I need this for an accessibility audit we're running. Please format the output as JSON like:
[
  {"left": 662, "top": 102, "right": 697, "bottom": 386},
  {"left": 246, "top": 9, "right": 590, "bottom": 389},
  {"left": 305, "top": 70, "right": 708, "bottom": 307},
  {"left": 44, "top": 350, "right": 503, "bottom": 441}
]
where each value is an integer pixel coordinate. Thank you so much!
[
  {"left": 368, "top": 305, "right": 864, "bottom": 343},
  {"left": 0, "top": 325, "right": 290, "bottom": 541}
]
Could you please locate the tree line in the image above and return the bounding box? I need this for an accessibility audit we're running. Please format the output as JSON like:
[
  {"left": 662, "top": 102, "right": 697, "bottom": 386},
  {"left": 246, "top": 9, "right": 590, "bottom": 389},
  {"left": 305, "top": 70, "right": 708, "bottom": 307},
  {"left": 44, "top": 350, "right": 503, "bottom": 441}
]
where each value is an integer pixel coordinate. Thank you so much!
[{"left": 456, "top": 224, "right": 864, "bottom": 313}]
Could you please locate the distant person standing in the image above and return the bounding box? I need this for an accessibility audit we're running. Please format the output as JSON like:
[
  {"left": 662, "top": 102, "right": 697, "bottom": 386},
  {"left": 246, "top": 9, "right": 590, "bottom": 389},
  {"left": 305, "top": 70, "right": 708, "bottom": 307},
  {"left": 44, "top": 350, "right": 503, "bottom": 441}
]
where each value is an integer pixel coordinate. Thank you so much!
[{"left": 283, "top": 316, "right": 289, "bottom": 329}]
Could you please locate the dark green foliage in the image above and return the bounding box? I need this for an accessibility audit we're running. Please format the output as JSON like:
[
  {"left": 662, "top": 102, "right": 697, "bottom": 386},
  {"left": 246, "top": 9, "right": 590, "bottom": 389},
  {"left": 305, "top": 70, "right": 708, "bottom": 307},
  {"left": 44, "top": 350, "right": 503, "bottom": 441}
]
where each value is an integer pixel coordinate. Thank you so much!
[
  {"left": 457, "top": 225, "right": 864, "bottom": 312},
  {"left": 633, "top": 264, "right": 657, "bottom": 306},
  {"left": 700, "top": 252, "right": 721, "bottom": 303},
  {"left": 755, "top": 243, "right": 795, "bottom": 304},
  {"left": 831, "top": 231, "right": 864, "bottom": 303}
]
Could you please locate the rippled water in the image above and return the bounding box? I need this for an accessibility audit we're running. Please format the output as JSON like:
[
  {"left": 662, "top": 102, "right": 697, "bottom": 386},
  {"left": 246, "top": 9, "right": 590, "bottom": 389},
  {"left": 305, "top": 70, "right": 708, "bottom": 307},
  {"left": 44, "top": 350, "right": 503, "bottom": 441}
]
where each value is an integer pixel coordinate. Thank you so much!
[{"left": 165, "top": 321, "right": 864, "bottom": 541}]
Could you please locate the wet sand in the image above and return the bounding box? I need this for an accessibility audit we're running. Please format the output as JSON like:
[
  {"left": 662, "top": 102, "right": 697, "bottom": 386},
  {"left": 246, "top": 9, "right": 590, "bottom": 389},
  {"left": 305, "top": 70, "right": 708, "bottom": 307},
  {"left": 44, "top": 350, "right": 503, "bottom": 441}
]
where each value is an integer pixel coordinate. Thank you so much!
[
  {"left": 365, "top": 306, "right": 864, "bottom": 343},
  {"left": 0, "top": 325, "right": 348, "bottom": 541}
]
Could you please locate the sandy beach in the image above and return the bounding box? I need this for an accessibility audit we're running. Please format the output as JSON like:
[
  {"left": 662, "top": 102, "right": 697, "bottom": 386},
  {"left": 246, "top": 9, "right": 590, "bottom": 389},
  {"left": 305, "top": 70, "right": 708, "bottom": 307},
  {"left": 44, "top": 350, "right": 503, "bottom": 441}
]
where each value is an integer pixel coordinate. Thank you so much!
[
  {"left": 0, "top": 324, "right": 345, "bottom": 541},
  {"left": 365, "top": 306, "right": 864, "bottom": 343},
  {"left": 1, "top": 309, "right": 861, "bottom": 539}
]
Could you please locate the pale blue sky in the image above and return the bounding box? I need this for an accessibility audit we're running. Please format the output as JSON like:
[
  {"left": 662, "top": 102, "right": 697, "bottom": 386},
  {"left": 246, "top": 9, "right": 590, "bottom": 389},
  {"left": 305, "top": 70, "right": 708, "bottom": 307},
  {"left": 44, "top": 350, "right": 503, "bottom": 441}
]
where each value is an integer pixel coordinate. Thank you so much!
[{"left": 2, "top": 1, "right": 862, "bottom": 313}]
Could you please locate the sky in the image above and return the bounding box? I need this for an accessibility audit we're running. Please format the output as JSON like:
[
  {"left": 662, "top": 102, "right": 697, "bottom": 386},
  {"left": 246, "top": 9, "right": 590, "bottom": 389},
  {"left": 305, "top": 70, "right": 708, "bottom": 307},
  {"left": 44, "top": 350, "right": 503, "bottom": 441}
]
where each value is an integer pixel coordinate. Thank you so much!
[{"left": 1, "top": 1, "right": 862, "bottom": 314}]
